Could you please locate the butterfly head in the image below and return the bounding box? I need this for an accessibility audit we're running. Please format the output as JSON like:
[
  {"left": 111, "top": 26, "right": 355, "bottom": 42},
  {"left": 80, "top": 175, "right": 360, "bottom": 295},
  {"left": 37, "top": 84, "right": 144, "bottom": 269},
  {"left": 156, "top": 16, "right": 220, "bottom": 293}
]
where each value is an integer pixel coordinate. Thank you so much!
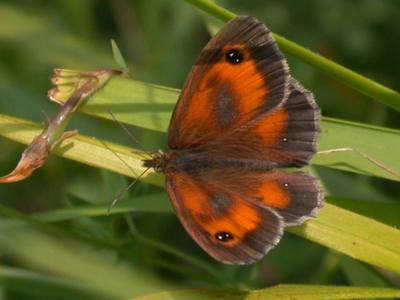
[{"left": 143, "top": 150, "right": 171, "bottom": 173}]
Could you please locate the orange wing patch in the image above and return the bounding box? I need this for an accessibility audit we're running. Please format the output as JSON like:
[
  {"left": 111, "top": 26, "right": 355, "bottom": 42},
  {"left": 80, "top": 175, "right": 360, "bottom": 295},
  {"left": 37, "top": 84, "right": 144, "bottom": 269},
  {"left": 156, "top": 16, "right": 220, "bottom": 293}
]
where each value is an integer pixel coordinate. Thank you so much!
[
  {"left": 203, "top": 199, "right": 261, "bottom": 247},
  {"left": 197, "top": 45, "right": 269, "bottom": 120},
  {"left": 254, "top": 106, "right": 288, "bottom": 147},
  {"left": 178, "top": 45, "right": 269, "bottom": 147},
  {"left": 255, "top": 180, "right": 290, "bottom": 209},
  {"left": 172, "top": 173, "right": 261, "bottom": 247}
]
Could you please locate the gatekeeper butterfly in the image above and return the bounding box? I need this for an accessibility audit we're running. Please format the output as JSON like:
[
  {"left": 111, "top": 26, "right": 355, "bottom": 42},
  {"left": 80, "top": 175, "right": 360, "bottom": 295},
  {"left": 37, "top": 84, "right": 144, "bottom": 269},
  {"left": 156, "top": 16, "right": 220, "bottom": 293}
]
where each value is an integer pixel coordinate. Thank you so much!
[{"left": 144, "top": 16, "right": 323, "bottom": 264}]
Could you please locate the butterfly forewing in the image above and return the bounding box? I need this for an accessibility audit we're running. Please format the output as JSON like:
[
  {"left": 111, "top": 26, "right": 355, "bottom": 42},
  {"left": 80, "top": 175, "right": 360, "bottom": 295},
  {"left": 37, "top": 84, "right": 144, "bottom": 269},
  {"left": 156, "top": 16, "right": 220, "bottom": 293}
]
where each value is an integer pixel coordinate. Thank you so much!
[{"left": 168, "top": 16, "right": 290, "bottom": 149}]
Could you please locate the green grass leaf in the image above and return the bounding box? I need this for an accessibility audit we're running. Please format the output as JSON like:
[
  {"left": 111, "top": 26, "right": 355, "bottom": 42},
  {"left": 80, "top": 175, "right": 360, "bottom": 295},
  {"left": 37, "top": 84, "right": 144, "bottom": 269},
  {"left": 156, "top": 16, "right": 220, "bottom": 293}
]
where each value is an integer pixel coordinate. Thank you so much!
[
  {"left": 111, "top": 39, "right": 129, "bottom": 72},
  {"left": 0, "top": 229, "right": 168, "bottom": 299},
  {"left": 35, "top": 192, "right": 171, "bottom": 222},
  {"left": 330, "top": 197, "right": 400, "bottom": 227},
  {"left": 134, "top": 284, "right": 400, "bottom": 300},
  {"left": 0, "top": 266, "right": 106, "bottom": 300},
  {"left": 339, "top": 255, "right": 390, "bottom": 287},
  {"left": 0, "top": 3, "right": 113, "bottom": 69},
  {"left": 289, "top": 203, "right": 400, "bottom": 275}
]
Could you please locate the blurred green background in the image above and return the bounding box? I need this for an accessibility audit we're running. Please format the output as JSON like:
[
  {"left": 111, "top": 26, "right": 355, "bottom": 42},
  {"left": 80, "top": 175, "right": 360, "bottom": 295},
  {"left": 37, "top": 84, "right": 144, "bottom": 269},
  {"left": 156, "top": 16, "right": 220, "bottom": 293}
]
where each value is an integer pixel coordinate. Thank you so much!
[{"left": 0, "top": 1, "right": 399, "bottom": 299}]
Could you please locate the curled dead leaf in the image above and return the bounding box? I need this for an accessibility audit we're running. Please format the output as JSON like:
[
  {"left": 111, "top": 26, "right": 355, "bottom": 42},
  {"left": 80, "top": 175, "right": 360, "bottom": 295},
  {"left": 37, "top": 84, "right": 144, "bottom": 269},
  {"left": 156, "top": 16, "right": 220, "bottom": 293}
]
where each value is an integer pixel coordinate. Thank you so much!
[
  {"left": 0, "top": 135, "right": 50, "bottom": 183},
  {"left": 0, "top": 68, "right": 122, "bottom": 183}
]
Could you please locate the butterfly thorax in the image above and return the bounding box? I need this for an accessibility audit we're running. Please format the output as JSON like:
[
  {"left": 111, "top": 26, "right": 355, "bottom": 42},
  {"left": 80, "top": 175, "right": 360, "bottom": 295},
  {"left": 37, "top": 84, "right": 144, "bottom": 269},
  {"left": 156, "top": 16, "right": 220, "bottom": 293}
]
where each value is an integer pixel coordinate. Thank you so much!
[{"left": 143, "top": 150, "right": 171, "bottom": 173}]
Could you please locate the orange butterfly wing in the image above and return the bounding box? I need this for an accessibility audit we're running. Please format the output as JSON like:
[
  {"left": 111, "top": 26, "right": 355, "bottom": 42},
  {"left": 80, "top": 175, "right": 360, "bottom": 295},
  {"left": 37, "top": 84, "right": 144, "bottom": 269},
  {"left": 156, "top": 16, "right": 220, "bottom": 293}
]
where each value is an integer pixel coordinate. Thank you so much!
[
  {"left": 166, "top": 169, "right": 322, "bottom": 264},
  {"left": 168, "top": 16, "right": 290, "bottom": 149}
]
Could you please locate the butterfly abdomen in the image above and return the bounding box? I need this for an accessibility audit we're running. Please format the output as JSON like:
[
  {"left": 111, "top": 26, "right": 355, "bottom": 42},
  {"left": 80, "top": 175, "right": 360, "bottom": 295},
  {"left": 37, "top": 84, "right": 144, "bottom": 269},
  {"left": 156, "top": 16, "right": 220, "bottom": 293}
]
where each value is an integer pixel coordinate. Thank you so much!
[{"left": 162, "top": 150, "right": 279, "bottom": 175}]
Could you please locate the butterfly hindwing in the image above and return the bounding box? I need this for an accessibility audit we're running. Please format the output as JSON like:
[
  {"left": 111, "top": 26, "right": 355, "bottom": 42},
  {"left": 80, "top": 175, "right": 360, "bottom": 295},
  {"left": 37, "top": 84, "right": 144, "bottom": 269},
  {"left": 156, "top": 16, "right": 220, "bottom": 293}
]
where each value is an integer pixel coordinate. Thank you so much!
[
  {"left": 168, "top": 16, "right": 290, "bottom": 149},
  {"left": 271, "top": 78, "right": 321, "bottom": 167},
  {"left": 165, "top": 168, "right": 322, "bottom": 264},
  {"left": 215, "top": 169, "right": 324, "bottom": 226},
  {"left": 166, "top": 171, "right": 284, "bottom": 265}
]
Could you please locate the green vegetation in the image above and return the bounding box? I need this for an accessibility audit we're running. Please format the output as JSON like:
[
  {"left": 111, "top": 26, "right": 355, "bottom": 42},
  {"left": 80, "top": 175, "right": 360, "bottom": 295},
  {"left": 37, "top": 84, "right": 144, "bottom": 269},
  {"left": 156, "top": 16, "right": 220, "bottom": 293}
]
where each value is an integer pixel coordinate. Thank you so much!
[{"left": 0, "top": 1, "right": 399, "bottom": 299}]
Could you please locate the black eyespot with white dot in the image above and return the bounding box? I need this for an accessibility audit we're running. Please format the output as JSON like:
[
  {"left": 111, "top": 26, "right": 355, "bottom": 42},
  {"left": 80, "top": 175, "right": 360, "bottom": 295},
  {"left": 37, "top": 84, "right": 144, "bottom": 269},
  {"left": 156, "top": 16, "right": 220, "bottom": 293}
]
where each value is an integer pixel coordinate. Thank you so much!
[
  {"left": 225, "top": 49, "right": 243, "bottom": 64},
  {"left": 215, "top": 231, "right": 234, "bottom": 242}
]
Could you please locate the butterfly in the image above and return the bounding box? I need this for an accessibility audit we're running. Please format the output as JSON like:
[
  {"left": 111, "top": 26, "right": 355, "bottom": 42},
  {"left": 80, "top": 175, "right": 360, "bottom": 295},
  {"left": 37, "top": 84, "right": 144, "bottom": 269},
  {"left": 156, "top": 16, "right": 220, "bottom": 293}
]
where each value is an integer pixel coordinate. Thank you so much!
[{"left": 144, "top": 16, "right": 324, "bottom": 265}]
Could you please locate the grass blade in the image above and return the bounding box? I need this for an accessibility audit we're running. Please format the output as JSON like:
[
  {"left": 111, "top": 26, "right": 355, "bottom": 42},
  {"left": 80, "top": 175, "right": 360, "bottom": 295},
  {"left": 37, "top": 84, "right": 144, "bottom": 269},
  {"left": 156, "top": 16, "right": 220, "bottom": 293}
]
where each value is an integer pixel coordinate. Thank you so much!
[
  {"left": 111, "top": 39, "right": 129, "bottom": 72},
  {"left": 288, "top": 203, "right": 400, "bottom": 275},
  {"left": 0, "top": 229, "right": 168, "bottom": 299},
  {"left": 339, "top": 255, "right": 390, "bottom": 287},
  {"left": 134, "top": 284, "right": 400, "bottom": 299},
  {"left": 0, "top": 266, "right": 107, "bottom": 300}
]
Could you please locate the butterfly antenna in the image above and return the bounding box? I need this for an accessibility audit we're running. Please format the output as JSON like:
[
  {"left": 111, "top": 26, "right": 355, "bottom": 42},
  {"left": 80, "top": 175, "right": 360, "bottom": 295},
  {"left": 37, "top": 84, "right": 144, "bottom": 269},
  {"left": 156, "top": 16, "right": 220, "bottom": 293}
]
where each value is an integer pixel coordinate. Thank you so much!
[
  {"left": 98, "top": 139, "right": 152, "bottom": 214},
  {"left": 318, "top": 147, "right": 400, "bottom": 179},
  {"left": 107, "top": 110, "right": 153, "bottom": 159},
  {"left": 107, "top": 167, "right": 150, "bottom": 215},
  {"left": 98, "top": 139, "right": 142, "bottom": 176}
]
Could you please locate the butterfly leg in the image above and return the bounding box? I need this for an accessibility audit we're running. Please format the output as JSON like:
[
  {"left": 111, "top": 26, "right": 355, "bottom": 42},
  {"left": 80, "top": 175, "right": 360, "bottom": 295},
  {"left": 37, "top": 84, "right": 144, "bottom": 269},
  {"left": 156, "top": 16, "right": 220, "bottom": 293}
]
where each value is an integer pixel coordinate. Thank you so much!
[{"left": 318, "top": 147, "right": 400, "bottom": 179}]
